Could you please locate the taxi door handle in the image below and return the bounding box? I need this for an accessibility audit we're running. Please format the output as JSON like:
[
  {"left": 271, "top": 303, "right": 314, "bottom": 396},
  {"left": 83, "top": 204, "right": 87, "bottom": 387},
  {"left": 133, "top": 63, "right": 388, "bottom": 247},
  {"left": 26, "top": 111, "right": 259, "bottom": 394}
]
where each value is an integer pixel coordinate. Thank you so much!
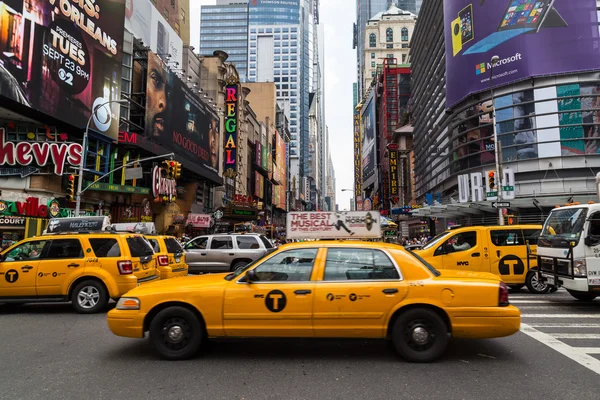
[
  {"left": 471, "top": 252, "right": 480, "bottom": 257},
  {"left": 21, "top": 265, "right": 33, "bottom": 271},
  {"left": 294, "top": 290, "right": 312, "bottom": 295},
  {"left": 68, "top": 263, "right": 80, "bottom": 268},
  {"left": 497, "top": 250, "right": 501, "bottom": 257},
  {"left": 382, "top": 288, "right": 398, "bottom": 294}
]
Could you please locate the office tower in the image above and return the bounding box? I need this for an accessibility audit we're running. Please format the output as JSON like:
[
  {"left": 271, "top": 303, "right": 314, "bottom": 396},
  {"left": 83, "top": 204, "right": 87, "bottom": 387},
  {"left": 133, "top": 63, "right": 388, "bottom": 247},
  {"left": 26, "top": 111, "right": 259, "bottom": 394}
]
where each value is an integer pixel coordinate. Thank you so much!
[
  {"left": 397, "top": 0, "right": 422, "bottom": 15},
  {"left": 199, "top": 1, "right": 249, "bottom": 81}
]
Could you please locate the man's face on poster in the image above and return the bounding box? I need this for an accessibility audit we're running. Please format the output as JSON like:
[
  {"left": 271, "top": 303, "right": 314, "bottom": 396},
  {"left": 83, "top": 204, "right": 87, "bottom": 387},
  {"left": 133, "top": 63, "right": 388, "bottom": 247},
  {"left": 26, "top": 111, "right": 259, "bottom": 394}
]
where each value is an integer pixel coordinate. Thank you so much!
[
  {"left": 146, "top": 56, "right": 169, "bottom": 137},
  {"left": 209, "top": 118, "right": 219, "bottom": 169}
]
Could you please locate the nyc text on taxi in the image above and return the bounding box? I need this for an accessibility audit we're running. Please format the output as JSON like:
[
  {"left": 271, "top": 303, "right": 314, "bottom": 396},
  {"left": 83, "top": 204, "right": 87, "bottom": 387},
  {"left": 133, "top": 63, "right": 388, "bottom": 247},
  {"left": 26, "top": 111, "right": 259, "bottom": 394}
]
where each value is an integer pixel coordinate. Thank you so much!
[{"left": 108, "top": 241, "right": 520, "bottom": 362}]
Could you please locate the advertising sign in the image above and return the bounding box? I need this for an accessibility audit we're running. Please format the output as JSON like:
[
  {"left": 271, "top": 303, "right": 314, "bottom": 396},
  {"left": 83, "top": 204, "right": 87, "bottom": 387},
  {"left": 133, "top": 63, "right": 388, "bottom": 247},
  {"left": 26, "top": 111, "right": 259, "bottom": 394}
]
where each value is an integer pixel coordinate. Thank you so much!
[
  {"left": 0, "top": 0, "right": 126, "bottom": 140},
  {"left": 273, "top": 130, "right": 287, "bottom": 210},
  {"left": 444, "top": 0, "right": 600, "bottom": 108},
  {"left": 187, "top": 213, "right": 211, "bottom": 228},
  {"left": 145, "top": 52, "right": 220, "bottom": 176},
  {"left": 286, "top": 211, "right": 381, "bottom": 239},
  {"left": 224, "top": 84, "right": 239, "bottom": 179},
  {"left": 389, "top": 150, "right": 399, "bottom": 197},
  {"left": 353, "top": 111, "right": 362, "bottom": 196},
  {"left": 255, "top": 171, "right": 264, "bottom": 199},
  {"left": 361, "top": 91, "right": 377, "bottom": 187},
  {"left": 125, "top": 0, "right": 183, "bottom": 67}
]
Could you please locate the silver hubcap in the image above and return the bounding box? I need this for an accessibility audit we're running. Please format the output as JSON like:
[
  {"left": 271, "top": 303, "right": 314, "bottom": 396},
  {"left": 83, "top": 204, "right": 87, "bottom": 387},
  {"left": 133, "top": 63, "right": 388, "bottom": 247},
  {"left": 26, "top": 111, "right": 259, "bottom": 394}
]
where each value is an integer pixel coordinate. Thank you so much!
[
  {"left": 412, "top": 326, "right": 429, "bottom": 345},
  {"left": 168, "top": 325, "right": 184, "bottom": 342},
  {"left": 77, "top": 286, "right": 100, "bottom": 309},
  {"left": 530, "top": 274, "right": 547, "bottom": 292}
]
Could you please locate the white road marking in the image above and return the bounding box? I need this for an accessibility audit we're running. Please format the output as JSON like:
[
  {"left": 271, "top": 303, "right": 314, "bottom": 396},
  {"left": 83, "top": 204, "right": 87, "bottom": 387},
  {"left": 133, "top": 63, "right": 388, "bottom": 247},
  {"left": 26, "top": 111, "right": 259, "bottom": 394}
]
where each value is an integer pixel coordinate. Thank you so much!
[
  {"left": 521, "top": 314, "right": 600, "bottom": 318},
  {"left": 510, "top": 300, "right": 575, "bottom": 304},
  {"left": 516, "top": 306, "right": 596, "bottom": 310},
  {"left": 550, "top": 333, "right": 600, "bottom": 339},
  {"left": 577, "top": 348, "right": 600, "bottom": 354},
  {"left": 520, "top": 324, "right": 600, "bottom": 376},
  {"left": 527, "top": 323, "right": 600, "bottom": 328}
]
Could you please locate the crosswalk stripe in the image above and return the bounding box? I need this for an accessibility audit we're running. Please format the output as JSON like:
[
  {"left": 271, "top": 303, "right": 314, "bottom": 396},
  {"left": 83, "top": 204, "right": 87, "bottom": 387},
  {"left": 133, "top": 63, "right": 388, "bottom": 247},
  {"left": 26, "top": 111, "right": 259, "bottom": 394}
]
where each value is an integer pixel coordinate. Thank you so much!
[
  {"left": 550, "top": 333, "right": 600, "bottom": 339},
  {"left": 510, "top": 300, "right": 578, "bottom": 304},
  {"left": 577, "top": 348, "right": 600, "bottom": 354},
  {"left": 527, "top": 323, "right": 600, "bottom": 328},
  {"left": 515, "top": 306, "right": 596, "bottom": 310},
  {"left": 520, "top": 324, "right": 600, "bottom": 376},
  {"left": 522, "top": 314, "right": 600, "bottom": 318}
]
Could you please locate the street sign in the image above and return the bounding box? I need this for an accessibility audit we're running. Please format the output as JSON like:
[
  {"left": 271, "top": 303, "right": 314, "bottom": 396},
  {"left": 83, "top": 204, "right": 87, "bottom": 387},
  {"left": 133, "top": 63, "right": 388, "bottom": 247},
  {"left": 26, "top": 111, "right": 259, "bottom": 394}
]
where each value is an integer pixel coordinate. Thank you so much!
[
  {"left": 492, "top": 202, "right": 511, "bottom": 208},
  {"left": 125, "top": 167, "right": 143, "bottom": 180},
  {"left": 502, "top": 186, "right": 514, "bottom": 191}
]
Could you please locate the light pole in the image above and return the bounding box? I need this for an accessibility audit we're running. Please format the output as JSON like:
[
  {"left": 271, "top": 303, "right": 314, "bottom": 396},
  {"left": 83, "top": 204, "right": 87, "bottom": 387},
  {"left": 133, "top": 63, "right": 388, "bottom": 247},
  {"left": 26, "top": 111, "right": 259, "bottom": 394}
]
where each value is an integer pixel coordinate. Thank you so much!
[
  {"left": 489, "top": 55, "right": 504, "bottom": 226},
  {"left": 75, "top": 99, "right": 130, "bottom": 215}
]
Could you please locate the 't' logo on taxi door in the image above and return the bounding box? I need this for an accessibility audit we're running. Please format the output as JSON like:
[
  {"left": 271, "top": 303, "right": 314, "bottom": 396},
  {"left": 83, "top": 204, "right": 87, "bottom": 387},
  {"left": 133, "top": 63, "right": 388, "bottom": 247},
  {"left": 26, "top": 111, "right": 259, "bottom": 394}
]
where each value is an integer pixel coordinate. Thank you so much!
[{"left": 265, "top": 290, "right": 287, "bottom": 312}]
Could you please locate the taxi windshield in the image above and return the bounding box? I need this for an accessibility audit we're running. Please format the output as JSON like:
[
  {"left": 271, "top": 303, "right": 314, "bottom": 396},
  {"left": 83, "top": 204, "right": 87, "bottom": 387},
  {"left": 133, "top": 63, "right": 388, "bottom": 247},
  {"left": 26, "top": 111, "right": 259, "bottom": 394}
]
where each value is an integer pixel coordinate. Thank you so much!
[
  {"left": 539, "top": 207, "right": 587, "bottom": 248},
  {"left": 421, "top": 231, "right": 451, "bottom": 250}
]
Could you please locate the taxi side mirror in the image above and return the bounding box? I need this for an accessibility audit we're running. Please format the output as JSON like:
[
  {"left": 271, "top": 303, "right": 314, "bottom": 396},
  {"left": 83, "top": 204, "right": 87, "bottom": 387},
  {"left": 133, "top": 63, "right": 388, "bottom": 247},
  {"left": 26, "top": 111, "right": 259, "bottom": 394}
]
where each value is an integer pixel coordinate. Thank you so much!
[{"left": 246, "top": 269, "right": 257, "bottom": 283}]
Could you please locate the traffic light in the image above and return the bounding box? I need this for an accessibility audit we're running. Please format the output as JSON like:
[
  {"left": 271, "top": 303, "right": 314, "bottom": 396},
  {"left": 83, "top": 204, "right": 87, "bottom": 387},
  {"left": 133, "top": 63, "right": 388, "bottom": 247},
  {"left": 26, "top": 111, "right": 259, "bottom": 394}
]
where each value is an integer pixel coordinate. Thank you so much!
[
  {"left": 167, "top": 161, "right": 176, "bottom": 179},
  {"left": 174, "top": 162, "right": 182, "bottom": 179},
  {"left": 66, "top": 174, "right": 75, "bottom": 202},
  {"left": 488, "top": 171, "right": 496, "bottom": 190}
]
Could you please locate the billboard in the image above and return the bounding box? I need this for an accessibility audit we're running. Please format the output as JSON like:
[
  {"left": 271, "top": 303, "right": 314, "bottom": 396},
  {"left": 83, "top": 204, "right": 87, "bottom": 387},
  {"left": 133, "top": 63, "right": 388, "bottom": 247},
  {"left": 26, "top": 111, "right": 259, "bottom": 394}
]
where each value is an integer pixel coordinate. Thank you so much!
[
  {"left": 145, "top": 52, "right": 220, "bottom": 176},
  {"left": 223, "top": 84, "right": 239, "bottom": 179},
  {"left": 286, "top": 211, "right": 381, "bottom": 239},
  {"left": 444, "top": 0, "right": 600, "bottom": 108},
  {"left": 353, "top": 111, "right": 362, "bottom": 196},
  {"left": 361, "top": 91, "right": 377, "bottom": 188},
  {"left": 0, "top": 0, "right": 126, "bottom": 140},
  {"left": 272, "top": 131, "right": 287, "bottom": 210},
  {"left": 125, "top": 0, "right": 183, "bottom": 67}
]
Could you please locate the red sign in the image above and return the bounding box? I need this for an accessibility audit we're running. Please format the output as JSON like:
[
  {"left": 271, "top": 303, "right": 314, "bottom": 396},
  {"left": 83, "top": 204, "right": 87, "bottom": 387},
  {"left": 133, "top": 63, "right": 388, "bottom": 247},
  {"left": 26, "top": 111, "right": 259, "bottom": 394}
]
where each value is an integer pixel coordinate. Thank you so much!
[
  {"left": 233, "top": 194, "right": 254, "bottom": 205},
  {"left": 387, "top": 143, "right": 399, "bottom": 151},
  {"left": 187, "top": 213, "right": 211, "bottom": 228},
  {"left": 118, "top": 131, "right": 138, "bottom": 144},
  {"left": 152, "top": 166, "right": 177, "bottom": 201},
  {"left": 0, "top": 128, "right": 82, "bottom": 175}
]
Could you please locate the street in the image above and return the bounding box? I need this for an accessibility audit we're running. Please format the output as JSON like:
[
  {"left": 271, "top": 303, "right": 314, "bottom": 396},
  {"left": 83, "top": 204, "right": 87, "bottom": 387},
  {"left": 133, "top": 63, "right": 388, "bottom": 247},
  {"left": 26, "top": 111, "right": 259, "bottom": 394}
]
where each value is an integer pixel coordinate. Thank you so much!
[{"left": 0, "top": 290, "right": 598, "bottom": 400}]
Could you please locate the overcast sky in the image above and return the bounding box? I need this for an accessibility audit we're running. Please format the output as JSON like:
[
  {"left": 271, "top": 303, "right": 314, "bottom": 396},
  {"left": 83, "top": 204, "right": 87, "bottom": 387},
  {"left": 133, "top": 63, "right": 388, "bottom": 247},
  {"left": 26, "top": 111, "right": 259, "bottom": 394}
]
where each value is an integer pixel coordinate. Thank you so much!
[{"left": 191, "top": 0, "right": 356, "bottom": 211}]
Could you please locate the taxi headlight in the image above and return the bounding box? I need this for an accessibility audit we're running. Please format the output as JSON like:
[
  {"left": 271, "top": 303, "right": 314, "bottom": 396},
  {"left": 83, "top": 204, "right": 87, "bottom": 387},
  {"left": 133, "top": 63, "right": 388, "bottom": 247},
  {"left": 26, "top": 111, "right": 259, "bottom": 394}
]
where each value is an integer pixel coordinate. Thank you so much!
[
  {"left": 573, "top": 259, "right": 587, "bottom": 276},
  {"left": 116, "top": 297, "right": 140, "bottom": 310}
]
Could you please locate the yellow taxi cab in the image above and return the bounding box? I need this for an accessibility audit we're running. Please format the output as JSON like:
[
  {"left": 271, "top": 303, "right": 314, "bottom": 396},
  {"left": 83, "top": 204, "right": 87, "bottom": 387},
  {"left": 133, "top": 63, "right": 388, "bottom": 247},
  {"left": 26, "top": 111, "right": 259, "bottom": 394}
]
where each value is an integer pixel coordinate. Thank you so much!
[
  {"left": 0, "top": 217, "right": 159, "bottom": 313},
  {"left": 414, "top": 225, "right": 547, "bottom": 293},
  {"left": 145, "top": 235, "right": 188, "bottom": 279},
  {"left": 108, "top": 239, "right": 520, "bottom": 362}
]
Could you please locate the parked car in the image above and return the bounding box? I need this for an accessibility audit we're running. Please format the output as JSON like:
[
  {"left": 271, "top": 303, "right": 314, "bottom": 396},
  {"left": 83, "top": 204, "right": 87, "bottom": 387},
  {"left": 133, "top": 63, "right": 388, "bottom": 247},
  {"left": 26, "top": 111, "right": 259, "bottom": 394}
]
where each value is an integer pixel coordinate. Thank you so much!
[{"left": 184, "top": 234, "right": 275, "bottom": 274}]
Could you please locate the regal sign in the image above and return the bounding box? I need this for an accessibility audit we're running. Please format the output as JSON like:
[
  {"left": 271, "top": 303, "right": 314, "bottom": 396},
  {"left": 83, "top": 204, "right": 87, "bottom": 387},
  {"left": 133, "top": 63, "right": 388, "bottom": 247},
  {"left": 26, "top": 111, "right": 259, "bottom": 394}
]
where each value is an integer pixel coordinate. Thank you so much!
[
  {"left": 224, "top": 83, "right": 239, "bottom": 179},
  {"left": 152, "top": 166, "right": 177, "bottom": 202},
  {"left": 0, "top": 128, "right": 82, "bottom": 176}
]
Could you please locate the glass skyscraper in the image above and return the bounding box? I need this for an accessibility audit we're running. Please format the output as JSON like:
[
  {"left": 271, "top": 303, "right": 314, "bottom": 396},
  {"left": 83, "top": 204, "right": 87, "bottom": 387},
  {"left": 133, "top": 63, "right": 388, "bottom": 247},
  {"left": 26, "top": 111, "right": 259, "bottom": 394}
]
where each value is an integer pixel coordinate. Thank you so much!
[
  {"left": 397, "top": 0, "right": 422, "bottom": 15},
  {"left": 199, "top": 1, "right": 249, "bottom": 81}
]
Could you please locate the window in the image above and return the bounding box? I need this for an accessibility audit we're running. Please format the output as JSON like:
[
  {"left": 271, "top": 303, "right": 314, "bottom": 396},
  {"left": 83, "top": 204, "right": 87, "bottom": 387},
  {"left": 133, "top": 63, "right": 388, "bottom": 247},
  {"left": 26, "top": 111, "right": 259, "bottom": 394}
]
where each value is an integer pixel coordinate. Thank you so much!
[
  {"left": 402, "top": 43, "right": 409, "bottom": 48},
  {"left": 371, "top": 71, "right": 375, "bottom": 77},
  {"left": 127, "top": 237, "right": 154, "bottom": 257},
  {"left": 386, "top": 28, "right": 393, "bottom": 42},
  {"left": 523, "top": 229, "right": 541, "bottom": 246},
  {"left": 46, "top": 239, "right": 84, "bottom": 259},
  {"left": 371, "top": 61, "right": 375, "bottom": 67},
  {"left": 369, "top": 33, "right": 376, "bottom": 47},
  {"left": 210, "top": 237, "right": 233, "bottom": 250},
  {"left": 491, "top": 230, "right": 525, "bottom": 246},
  {"left": 165, "top": 238, "right": 183, "bottom": 253},
  {"left": 250, "top": 249, "right": 317, "bottom": 282},
  {"left": 402, "top": 54, "right": 406, "bottom": 63},
  {"left": 371, "top": 52, "right": 375, "bottom": 59},
  {"left": 323, "top": 249, "right": 399, "bottom": 280},
  {"left": 387, "top": 54, "right": 393, "bottom": 59},
  {"left": 435, "top": 232, "right": 478, "bottom": 255},
  {"left": 147, "top": 239, "right": 161, "bottom": 253},
  {"left": 386, "top": 43, "right": 393, "bottom": 49},
  {"left": 401, "top": 27, "right": 409, "bottom": 41},
  {"left": 89, "top": 238, "right": 121, "bottom": 257},
  {"left": 236, "top": 236, "right": 260, "bottom": 249},
  {"left": 3, "top": 240, "right": 48, "bottom": 262},
  {"left": 187, "top": 237, "right": 208, "bottom": 250}
]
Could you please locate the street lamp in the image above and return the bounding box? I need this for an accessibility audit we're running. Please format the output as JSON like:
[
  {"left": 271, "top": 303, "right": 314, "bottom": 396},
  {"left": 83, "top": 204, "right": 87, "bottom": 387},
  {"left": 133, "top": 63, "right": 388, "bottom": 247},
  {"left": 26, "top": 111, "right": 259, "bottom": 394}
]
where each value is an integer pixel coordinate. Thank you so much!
[
  {"left": 489, "top": 55, "right": 504, "bottom": 226},
  {"left": 75, "top": 99, "right": 130, "bottom": 215}
]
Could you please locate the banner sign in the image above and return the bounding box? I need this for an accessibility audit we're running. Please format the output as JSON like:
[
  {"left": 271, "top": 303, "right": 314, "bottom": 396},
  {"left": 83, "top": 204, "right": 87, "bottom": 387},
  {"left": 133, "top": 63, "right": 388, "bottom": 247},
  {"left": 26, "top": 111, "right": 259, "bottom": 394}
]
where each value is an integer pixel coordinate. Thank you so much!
[
  {"left": 0, "top": 0, "right": 126, "bottom": 139},
  {"left": 389, "top": 150, "right": 399, "bottom": 197},
  {"left": 145, "top": 52, "right": 220, "bottom": 175},
  {"left": 187, "top": 213, "right": 211, "bottom": 228},
  {"left": 444, "top": 0, "right": 600, "bottom": 108},
  {"left": 0, "top": 198, "right": 60, "bottom": 219},
  {"left": 224, "top": 83, "right": 239, "bottom": 179},
  {"left": 255, "top": 171, "right": 264, "bottom": 199},
  {"left": 353, "top": 111, "right": 362, "bottom": 195},
  {"left": 286, "top": 211, "right": 381, "bottom": 239},
  {"left": 361, "top": 91, "right": 377, "bottom": 187}
]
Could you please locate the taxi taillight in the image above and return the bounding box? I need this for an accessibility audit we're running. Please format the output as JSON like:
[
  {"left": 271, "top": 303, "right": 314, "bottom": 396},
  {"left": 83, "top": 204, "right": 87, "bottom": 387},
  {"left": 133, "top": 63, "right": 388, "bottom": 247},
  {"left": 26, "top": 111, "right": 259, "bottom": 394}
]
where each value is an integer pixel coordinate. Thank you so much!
[
  {"left": 499, "top": 282, "right": 509, "bottom": 306},
  {"left": 157, "top": 255, "right": 169, "bottom": 266},
  {"left": 117, "top": 260, "right": 133, "bottom": 275}
]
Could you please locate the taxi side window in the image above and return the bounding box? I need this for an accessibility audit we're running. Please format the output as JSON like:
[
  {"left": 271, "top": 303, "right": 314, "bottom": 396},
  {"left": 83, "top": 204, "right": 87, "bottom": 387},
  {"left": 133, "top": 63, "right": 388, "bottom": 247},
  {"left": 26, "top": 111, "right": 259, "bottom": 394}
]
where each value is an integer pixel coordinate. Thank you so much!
[
  {"left": 3, "top": 240, "right": 48, "bottom": 262},
  {"left": 148, "top": 239, "right": 161, "bottom": 253},
  {"left": 45, "top": 239, "right": 83, "bottom": 259},
  {"left": 491, "top": 230, "right": 524, "bottom": 246},
  {"left": 252, "top": 249, "right": 317, "bottom": 282},
  {"left": 89, "top": 238, "right": 121, "bottom": 257},
  {"left": 438, "top": 232, "right": 477, "bottom": 255},
  {"left": 323, "top": 249, "right": 400, "bottom": 281}
]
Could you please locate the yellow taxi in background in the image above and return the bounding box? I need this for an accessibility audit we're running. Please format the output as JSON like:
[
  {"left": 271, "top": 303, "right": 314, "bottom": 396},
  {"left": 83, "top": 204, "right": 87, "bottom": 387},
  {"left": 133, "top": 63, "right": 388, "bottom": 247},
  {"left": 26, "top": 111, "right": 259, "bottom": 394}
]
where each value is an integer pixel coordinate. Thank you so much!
[
  {"left": 107, "top": 240, "right": 520, "bottom": 362},
  {"left": 145, "top": 235, "right": 188, "bottom": 279}
]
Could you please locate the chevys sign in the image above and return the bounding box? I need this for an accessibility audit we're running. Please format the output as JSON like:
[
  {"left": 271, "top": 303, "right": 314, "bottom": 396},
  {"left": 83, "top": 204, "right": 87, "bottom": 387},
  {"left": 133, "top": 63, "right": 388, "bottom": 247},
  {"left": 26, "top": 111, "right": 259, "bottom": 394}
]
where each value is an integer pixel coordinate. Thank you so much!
[
  {"left": 286, "top": 211, "right": 381, "bottom": 239},
  {"left": 152, "top": 166, "right": 177, "bottom": 201},
  {"left": 0, "top": 128, "right": 82, "bottom": 175}
]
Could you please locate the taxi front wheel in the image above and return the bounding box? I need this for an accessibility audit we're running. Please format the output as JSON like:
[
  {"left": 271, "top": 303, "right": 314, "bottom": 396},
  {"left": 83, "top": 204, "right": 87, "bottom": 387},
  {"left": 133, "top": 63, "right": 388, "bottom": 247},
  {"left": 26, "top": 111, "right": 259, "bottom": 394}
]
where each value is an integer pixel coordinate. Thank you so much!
[
  {"left": 391, "top": 308, "right": 449, "bottom": 363},
  {"left": 71, "top": 280, "right": 108, "bottom": 314},
  {"left": 150, "top": 306, "right": 204, "bottom": 360}
]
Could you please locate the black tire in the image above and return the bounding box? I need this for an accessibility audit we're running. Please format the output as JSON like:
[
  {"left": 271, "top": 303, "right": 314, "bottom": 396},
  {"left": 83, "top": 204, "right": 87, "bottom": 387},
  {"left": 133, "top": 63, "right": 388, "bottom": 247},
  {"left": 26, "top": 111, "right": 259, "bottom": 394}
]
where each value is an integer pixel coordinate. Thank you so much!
[
  {"left": 508, "top": 285, "right": 524, "bottom": 291},
  {"left": 525, "top": 271, "right": 550, "bottom": 294},
  {"left": 566, "top": 290, "right": 598, "bottom": 302},
  {"left": 231, "top": 261, "right": 249, "bottom": 272},
  {"left": 149, "top": 306, "right": 204, "bottom": 360},
  {"left": 391, "top": 308, "right": 449, "bottom": 363},
  {"left": 71, "top": 280, "right": 108, "bottom": 314}
]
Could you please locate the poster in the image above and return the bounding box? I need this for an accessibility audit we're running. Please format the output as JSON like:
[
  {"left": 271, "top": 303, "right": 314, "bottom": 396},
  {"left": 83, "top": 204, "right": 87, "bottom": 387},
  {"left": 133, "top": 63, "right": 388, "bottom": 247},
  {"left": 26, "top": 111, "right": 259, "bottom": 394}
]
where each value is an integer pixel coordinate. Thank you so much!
[
  {"left": 444, "top": 0, "right": 600, "bottom": 108},
  {"left": 361, "top": 90, "right": 377, "bottom": 187},
  {"left": 0, "top": 0, "right": 126, "bottom": 140},
  {"left": 286, "top": 211, "right": 381, "bottom": 239},
  {"left": 557, "top": 82, "right": 600, "bottom": 155},
  {"left": 145, "top": 52, "right": 220, "bottom": 174}
]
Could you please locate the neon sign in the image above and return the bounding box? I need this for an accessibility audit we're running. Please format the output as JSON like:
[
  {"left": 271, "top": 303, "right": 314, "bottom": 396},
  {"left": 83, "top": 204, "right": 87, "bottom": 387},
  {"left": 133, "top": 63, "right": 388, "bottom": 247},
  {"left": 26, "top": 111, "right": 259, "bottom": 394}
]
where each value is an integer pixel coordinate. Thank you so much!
[{"left": 224, "top": 83, "right": 239, "bottom": 178}]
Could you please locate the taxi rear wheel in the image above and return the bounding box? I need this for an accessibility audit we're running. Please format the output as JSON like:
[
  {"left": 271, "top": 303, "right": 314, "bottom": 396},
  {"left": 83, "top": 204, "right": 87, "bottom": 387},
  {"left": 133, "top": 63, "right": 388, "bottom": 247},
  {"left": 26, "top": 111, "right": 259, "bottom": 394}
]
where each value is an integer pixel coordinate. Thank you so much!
[
  {"left": 391, "top": 308, "right": 449, "bottom": 363},
  {"left": 150, "top": 306, "right": 204, "bottom": 360},
  {"left": 71, "top": 280, "right": 108, "bottom": 314}
]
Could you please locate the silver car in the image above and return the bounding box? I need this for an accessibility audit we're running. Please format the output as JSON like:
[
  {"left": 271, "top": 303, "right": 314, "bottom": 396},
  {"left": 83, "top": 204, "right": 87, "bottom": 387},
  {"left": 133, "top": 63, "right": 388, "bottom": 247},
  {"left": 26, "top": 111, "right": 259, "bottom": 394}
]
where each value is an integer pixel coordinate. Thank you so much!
[{"left": 184, "top": 233, "right": 275, "bottom": 274}]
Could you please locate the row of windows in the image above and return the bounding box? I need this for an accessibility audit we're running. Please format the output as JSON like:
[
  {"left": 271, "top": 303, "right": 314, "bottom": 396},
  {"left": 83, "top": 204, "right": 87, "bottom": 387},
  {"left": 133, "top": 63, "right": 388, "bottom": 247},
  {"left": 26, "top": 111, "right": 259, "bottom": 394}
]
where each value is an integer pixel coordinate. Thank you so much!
[
  {"left": 201, "top": 28, "right": 249, "bottom": 34},
  {"left": 370, "top": 28, "right": 410, "bottom": 47},
  {"left": 203, "top": 35, "right": 248, "bottom": 41},
  {"left": 199, "top": 21, "right": 249, "bottom": 27},
  {"left": 201, "top": 7, "right": 247, "bottom": 13},
  {"left": 250, "top": 27, "right": 298, "bottom": 34}
]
